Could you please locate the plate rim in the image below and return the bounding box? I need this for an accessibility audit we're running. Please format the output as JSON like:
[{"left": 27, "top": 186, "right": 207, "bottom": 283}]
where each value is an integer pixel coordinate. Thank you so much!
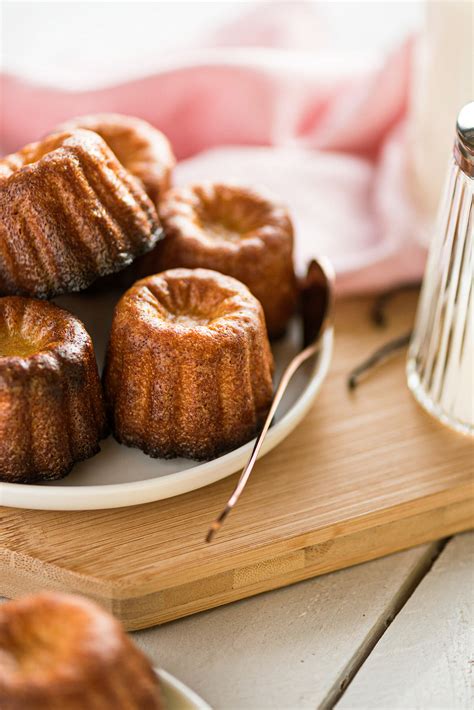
[
  {"left": 156, "top": 667, "right": 212, "bottom": 710},
  {"left": 0, "top": 328, "right": 333, "bottom": 511}
]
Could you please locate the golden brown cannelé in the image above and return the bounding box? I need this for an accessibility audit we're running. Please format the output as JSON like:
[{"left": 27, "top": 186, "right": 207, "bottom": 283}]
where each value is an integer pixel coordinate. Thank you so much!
[
  {"left": 55, "top": 113, "right": 176, "bottom": 204},
  {"left": 136, "top": 182, "right": 298, "bottom": 337},
  {"left": 104, "top": 268, "right": 274, "bottom": 460},
  {"left": 0, "top": 130, "right": 162, "bottom": 298},
  {"left": 0, "top": 297, "right": 108, "bottom": 483},
  {"left": 0, "top": 592, "right": 162, "bottom": 709}
]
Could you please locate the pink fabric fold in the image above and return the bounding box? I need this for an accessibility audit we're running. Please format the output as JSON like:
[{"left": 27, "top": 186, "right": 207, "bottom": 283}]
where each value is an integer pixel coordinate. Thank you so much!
[{"left": 0, "top": 4, "right": 425, "bottom": 294}]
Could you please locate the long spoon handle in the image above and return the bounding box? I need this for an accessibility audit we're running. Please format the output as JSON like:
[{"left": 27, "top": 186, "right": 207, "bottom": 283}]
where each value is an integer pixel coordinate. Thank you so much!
[{"left": 205, "top": 340, "right": 321, "bottom": 543}]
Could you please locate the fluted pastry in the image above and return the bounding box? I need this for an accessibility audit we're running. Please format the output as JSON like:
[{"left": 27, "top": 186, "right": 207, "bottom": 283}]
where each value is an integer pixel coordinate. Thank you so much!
[
  {"left": 0, "top": 592, "right": 162, "bottom": 709},
  {"left": 137, "top": 182, "right": 298, "bottom": 337},
  {"left": 104, "top": 268, "right": 274, "bottom": 460},
  {"left": 0, "top": 296, "right": 107, "bottom": 482},
  {"left": 55, "top": 113, "right": 175, "bottom": 203},
  {"left": 0, "top": 130, "right": 162, "bottom": 298}
]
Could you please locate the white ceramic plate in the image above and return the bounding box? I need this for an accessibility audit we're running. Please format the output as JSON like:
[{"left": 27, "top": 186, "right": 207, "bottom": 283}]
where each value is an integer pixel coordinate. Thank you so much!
[
  {"left": 0, "top": 291, "right": 333, "bottom": 511},
  {"left": 157, "top": 669, "right": 212, "bottom": 710}
]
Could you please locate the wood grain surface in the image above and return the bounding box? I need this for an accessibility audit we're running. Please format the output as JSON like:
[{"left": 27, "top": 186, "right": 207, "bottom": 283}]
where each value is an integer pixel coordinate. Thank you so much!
[{"left": 0, "top": 292, "right": 472, "bottom": 629}]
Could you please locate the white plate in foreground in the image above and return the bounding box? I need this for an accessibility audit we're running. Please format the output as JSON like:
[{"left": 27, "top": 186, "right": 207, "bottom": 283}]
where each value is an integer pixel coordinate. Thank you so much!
[
  {"left": 0, "top": 291, "right": 333, "bottom": 511},
  {"left": 157, "top": 669, "right": 212, "bottom": 710}
]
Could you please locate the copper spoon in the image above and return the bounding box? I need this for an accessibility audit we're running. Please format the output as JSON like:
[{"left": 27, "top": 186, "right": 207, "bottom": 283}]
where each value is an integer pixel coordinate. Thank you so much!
[{"left": 206, "top": 256, "right": 335, "bottom": 543}]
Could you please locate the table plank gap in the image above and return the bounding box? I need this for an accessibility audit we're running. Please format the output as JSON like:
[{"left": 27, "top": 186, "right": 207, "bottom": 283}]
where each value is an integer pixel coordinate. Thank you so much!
[
  {"left": 320, "top": 537, "right": 449, "bottom": 709},
  {"left": 335, "top": 532, "right": 474, "bottom": 710}
]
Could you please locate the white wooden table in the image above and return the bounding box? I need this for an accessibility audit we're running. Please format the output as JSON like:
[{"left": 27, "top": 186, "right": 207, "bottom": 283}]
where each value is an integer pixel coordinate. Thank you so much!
[
  {"left": 133, "top": 532, "right": 473, "bottom": 709},
  {"left": 1, "top": 532, "right": 471, "bottom": 708}
]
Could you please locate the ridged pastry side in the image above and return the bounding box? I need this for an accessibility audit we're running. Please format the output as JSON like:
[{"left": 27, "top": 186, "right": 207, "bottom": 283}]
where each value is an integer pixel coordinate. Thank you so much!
[
  {"left": 55, "top": 113, "right": 176, "bottom": 204},
  {"left": 137, "top": 182, "right": 298, "bottom": 337},
  {"left": 0, "top": 297, "right": 108, "bottom": 483},
  {"left": 0, "top": 592, "right": 162, "bottom": 710},
  {"left": 104, "top": 268, "right": 274, "bottom": 460},
  {"left": 0, "top": 130, "right": 162, "bottom": 298}
]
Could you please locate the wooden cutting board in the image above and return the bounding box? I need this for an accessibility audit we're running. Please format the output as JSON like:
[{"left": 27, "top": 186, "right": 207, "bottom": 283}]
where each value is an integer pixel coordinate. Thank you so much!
[{"left": 1, "top": 291, "right": 472, "bottom": 630}]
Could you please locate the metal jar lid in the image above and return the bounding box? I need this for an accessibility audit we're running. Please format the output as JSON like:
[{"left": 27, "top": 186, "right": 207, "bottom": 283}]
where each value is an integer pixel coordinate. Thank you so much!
[{"left": 455, "top": 102, "right": 474, "bottom": 177}]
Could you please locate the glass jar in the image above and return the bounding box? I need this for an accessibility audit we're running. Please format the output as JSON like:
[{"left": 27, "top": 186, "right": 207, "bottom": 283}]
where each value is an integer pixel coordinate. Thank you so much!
[{"left": 407, "top": 102, "right": 474, "bottom": 436}]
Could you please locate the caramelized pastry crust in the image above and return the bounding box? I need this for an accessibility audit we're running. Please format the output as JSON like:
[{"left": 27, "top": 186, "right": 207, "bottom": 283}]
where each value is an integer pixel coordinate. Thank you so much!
[
  {"left": 104, "top": 268, "right": 274, "bottom": 460},
  {"left": 138, "top": 183, "right": 298, "bottom": 337},
  {"left": 0, "top": 297, "right": 107, "bottom": 483},
  {"left": 0, "top": 592, "right": 162, "bottom": 710},
  {"left": 56, "top": 113, "right": 176, "bottom": 203},
  {"left": 0, "top": 130, "right": 162, "bottom": 298}
]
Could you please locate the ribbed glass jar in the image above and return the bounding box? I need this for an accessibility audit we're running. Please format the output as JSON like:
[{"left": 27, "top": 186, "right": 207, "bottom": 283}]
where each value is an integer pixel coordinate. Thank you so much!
[{"left": 407, "top": 103, "right": 474, "bottom": 436}]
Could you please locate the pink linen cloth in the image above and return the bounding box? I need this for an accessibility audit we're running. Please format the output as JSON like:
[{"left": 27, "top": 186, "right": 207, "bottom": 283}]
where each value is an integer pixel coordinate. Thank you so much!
[{"left": 0, "top": 4, "right": 426, "bottom": 294}]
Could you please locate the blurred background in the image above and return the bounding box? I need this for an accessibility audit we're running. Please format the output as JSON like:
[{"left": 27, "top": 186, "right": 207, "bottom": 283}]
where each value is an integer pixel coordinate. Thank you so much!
[{"left": 2, "top": 1, "right": 422, "bottom": 87}]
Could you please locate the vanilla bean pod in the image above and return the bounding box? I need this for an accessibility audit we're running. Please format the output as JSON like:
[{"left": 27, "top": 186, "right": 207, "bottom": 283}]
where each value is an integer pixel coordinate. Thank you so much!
[{"left": 347, "top": 282, "right": 420, "bottom": 389}]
